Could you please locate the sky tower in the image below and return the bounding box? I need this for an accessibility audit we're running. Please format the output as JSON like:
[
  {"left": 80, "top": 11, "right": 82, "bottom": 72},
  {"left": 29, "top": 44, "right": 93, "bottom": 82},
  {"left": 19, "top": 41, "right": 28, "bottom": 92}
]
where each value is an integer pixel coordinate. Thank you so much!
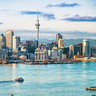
[{"left": 35, "top": 9, "right": 40, "bottom": 47}]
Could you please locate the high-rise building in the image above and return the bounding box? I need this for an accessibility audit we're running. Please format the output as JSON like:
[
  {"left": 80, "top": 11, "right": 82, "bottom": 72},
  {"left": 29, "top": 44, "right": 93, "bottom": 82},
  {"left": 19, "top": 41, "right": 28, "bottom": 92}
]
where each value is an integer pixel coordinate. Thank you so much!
[
  {"left": 52, "top": 47, "right": 58, "bottom": 59},
  {"left": 26, "top": 41, "right": 34, "bottom": 53},
  {"left": 0, "top": 34, "right": 6, "bottom": 43},
  {"left": 17, "top": 36, "right": 21, "bottom": 46},
  {"left": 62, "top": 47, "right": 69, "bottom": 54},
  {"left": 6, "top": 30, "right": 14, "bottom": 49},
  {"left": 83, "top": 40, "right": 91, "bottom": 57},
  {"left": 13, "top": 36, "right": 18, "bottom": 52},
  {"left": 48, "top": 50, "right": 52, "bottom": 59},
  {"left": 34, "top": 40, "right": 38, "bottom": 49},
  {"left": 69, "top": 45, "right": 81, "bottom": 58},
  {"left": 35, "top": 9, "right": 40, "bottom": 47},
  {"left": 0, "top": 49, "right": 8, "bottom": 58},
  {"left": 26, "top": 41, "right": 33, "bottom": 49},
  {"left": 91, "top": 47, "right": 96, "bottom": 57},
  {"left": 56, "top": 33, "right": 63, "bottom": 44},
  {"left": 47, "top": 42, "right": 58, "bottom": 50},
  {"left": 0, "top": 34, "right": 6, "bottom": 49},
  {"left": 26, "top": 40, "right": 38, "bottom": 53},
  {"left": 77, "top": 43, "right": 83, "bottom": 55},
  {"left": 48, "top": 47, "right": 63, "bottom": 60},
  {"left": 58, "top": 49, "right": 63, "bottom": 60},
  {"left": 62, "top": 47, "right": 69, "bottom": 59},
  {"left": 58, "top": 39, "right": 64, "bottom": 48}
]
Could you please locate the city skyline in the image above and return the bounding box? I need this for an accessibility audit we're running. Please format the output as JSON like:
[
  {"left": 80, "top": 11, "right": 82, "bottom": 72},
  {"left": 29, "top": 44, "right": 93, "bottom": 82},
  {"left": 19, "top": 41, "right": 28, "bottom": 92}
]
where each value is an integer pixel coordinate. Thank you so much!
[{"left": 0, "top": 0, "right": 96, "bottom": 40}]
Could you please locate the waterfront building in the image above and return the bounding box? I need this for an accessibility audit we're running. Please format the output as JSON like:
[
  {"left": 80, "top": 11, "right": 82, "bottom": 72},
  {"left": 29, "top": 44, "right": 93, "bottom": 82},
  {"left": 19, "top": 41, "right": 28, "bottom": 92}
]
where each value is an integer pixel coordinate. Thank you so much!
[
  {"left": 35, "top": 47, "right": 48, "bottom": 61},
  {"left": 6, "top": 30, "right": 14, "bottom": 49},
  {"left": 0, "top": 49, "right": 8, "bottom": 58},
  {"left": 58, "top": 49, "right": 63, "bottom": 60},
  {"left": 73, "top": 55, "right": 84, "bottom": 60},
  {"left": 83, "top": 40, "right": 91, "bottom": 57},
  {"left": 77, "top": 43, "right": 83, "bottom": 55},
  {"left": 48, "top": 50, "right": 52, "bottom": 59},
  {"left": 62, "top": 47, "right": 69, "bottom": 57},
  {"left": 69, "top": 45, "right": 81, "bottom": 58},
  {"left": 47, "top": 42, "right": 58, "bottom": 50},
  {"left": 35, "top": 9, "right": 40, "bottom": 47},
  {"left": 48, "top": 47, "right": 63, "bottom": 60},
  {"left": 91, "top": 47, "right": 96, "bottom": 57},
  {"left": 52, "top": 47, "right": 58, "bottom": 59},
  {"left": 56, "top": 33, "right": 63, "bottom": 44},
  {"left": 62, "top": 54, "right": 67, "bottom": 61},
  {"left": 13, "top": 36, "right": 18, "bottom": 52},
  {"left": 0, "top": 34, "right": 6, "bottom": 49},
  {"left": 58, "top": 39, "right": 64, "bottom": 48}
]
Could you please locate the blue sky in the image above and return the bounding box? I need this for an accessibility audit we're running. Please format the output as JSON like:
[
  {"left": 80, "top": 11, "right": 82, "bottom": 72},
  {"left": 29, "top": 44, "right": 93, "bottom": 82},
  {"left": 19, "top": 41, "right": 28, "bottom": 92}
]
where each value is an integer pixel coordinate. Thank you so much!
[{"left": 0, "top": 0, "right": 96, "bottom": 40}]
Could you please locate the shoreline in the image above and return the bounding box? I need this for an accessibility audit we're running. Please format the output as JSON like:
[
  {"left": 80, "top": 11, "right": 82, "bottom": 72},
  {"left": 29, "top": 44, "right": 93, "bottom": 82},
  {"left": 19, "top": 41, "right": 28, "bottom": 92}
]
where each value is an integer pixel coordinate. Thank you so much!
[
  {"left": 1, "top": 59, "right": 96, "bottom": 65},
  {"left": 0, "top": 61, "right": 78, "bottom": 65},
  {"left": 71, "top": 59, "right": 96, "bottom": 62}
]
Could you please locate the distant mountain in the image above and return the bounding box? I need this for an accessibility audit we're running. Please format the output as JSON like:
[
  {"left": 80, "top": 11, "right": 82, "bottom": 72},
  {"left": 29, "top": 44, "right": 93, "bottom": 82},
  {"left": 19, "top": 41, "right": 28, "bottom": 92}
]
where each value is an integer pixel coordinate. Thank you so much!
[
  {"left": 21, "top": 38, "right": 96, "bottom": 47},
  {"left": 64, "top": 39, "right": 96, "bottom": 47}
]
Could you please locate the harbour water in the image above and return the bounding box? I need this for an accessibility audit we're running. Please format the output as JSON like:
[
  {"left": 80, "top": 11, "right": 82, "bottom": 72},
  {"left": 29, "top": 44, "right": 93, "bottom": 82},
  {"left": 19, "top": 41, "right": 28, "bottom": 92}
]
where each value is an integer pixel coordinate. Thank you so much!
[{"left": 0, "top": 62, "right": 96, "bottom": 96}]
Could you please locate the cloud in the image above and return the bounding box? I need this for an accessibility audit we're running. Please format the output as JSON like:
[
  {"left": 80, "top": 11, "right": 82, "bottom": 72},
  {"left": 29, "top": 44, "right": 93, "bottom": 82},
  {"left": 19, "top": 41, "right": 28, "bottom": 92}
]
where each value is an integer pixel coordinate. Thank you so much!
[
  {"left": 0, "top": 22, "right": 3, "bottom": 25},
  {"left": 2, "top": 10, "right": 10, "bottom": 12},
  {"left": 20, "top": 11, "right": 55, "bottom": 20},
  {"left": 41, "top": 13, "right": 55, "bottom": 20},
  {"left": 21, "top": 11, "right": 42, "bottom": 15},
  {"left": 61, "top": 15, "right": 96, "bottom": 22},
  {"left": 46, "top": 2, "right": 80, "bottom": 8},
  {"left": 64, "top": 14, "right": 70, "bottom": 16}
]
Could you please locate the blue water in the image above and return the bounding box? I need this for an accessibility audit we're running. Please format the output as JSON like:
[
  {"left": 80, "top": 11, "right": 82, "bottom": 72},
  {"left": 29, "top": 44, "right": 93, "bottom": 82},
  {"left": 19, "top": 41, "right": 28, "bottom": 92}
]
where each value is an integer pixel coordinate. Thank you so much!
[{"left": 0, "top": 62, "right": 96, "bottom": 96}]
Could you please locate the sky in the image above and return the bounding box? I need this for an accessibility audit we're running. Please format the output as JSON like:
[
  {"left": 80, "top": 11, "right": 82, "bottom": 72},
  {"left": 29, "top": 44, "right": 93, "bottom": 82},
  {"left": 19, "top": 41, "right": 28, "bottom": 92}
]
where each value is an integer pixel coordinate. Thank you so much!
[{"left": 0, "top": 0, "right": 96, "bottom": 40}]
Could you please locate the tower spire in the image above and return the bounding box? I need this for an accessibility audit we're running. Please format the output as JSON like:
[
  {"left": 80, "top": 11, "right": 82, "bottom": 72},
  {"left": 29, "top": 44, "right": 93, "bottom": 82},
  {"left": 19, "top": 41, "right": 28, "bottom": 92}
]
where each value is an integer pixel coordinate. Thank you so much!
[{"left": 35, "top": 7, "right": 40, "bottom": 47}]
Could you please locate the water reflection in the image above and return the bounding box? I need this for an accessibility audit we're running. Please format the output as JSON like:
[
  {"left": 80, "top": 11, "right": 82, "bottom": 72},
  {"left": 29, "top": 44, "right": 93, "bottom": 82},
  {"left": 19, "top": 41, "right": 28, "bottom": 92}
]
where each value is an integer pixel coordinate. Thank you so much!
[
  {"left": 15, "top": 81, "right": 24, "bottom": 85},
  {"left": 82, "top": 74, "right": 87, "bottom": 78},
  {"left": 48, "top": 65, "right": 50, "bottom": 68},
  {"left": 4, "top": 64, "right": 12, "bottom": 67},
  {"left": 57, "top": 72, "right": 61, "bottom": 75},
  {"left": 57, "top": 64, "right": 60, "bottom": 67},
  {"left": 12, "top": 63, "right": 16, "bottom": 80},
  {"left": 0, "top": 62, "right": 96, "bottom": 96},
  {"left": 83, "top": 71, "right": 86, "bottom": 73},
  {"left": 83, "top": 63, "right": 86, "bottom": 66}
]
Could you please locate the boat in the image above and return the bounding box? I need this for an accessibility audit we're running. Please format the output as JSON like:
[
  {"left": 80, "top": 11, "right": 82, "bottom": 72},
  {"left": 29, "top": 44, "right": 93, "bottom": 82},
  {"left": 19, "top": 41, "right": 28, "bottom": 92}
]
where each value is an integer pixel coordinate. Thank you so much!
[
  {"left": 15, "top": 77, "right": 24, "bottom": 82},
  {"left": 9, "top": 94, "right": 14, "bottom": 96},
  {"left": 86, "top": 87, "right": 96, "bottom": 90}
]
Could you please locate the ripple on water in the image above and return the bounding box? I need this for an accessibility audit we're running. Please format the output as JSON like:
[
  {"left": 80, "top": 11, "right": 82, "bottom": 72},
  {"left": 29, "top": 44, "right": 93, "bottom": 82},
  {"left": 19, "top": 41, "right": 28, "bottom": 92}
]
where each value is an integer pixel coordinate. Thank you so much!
[{"left": 0, "top": 62, "right": 96, "bottom": 96}]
